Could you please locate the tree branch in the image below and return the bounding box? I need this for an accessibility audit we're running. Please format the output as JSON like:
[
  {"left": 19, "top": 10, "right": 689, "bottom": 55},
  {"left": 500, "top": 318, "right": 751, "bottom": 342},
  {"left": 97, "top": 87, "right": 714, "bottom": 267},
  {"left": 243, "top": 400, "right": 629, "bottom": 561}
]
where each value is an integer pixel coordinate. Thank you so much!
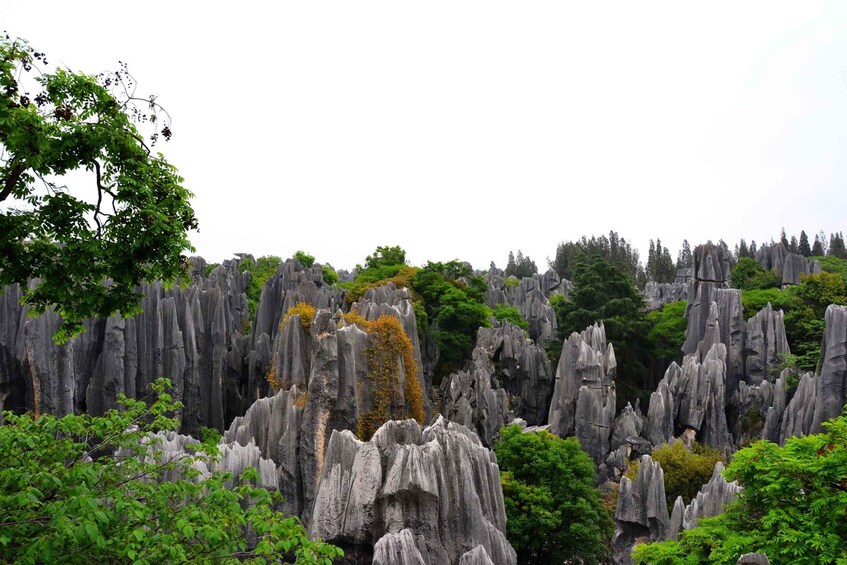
[{"left": 0, "top": 160, "right": 25, "bottom": 203}]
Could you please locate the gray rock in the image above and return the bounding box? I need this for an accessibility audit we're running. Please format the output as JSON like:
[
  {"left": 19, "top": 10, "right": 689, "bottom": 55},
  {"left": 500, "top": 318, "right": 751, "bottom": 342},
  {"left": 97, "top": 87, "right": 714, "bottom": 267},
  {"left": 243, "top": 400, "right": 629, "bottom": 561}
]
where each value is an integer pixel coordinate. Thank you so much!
[
  {"left": 613, "top": 455, "right": 670, "bottom": 563},
  {"left": 680, "top": 462, "right": 741, "bottom": 531},
  {"left": 548, "top": 322, "right": 617, "bottom": 466},
  {"left": 310, "top": 417, "right": 516, "bottom": 565},
  {"left": 778, "top": 371, "right": 817, "bottom": 443},
  {"left": 756, "top": 242, "right": 818, "bottom": 287},
  {"left": 372, "top": 530, "right": 428, "bottom": 565},
  {"left": 812, "top": 304, "right": 847, "bottom": 433},
  {"left": 744, "top": 303, "right": 790, "bottom": 386},
  {"left": 484, "top": 274, "right": 557, "bottom": 343},
  {"left": 737, "top": 553, "right": 770, "bottom": 564},
  {"left": 458, "top": 545, "right": 496, "bottom": 565},
  {"left": 643, "top": 281, "right": 688, "bottom": 311}
]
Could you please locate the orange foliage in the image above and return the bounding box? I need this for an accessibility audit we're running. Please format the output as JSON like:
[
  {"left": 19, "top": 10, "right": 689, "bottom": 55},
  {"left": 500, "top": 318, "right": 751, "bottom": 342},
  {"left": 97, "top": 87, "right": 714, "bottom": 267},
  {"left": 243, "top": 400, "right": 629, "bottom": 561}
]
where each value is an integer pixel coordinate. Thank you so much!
[
  {"left": 281, "top": 302, "right": 316, "bottom": 333},
  {"left": 356, "top": 314, "right": 425, "bottom": 440}
]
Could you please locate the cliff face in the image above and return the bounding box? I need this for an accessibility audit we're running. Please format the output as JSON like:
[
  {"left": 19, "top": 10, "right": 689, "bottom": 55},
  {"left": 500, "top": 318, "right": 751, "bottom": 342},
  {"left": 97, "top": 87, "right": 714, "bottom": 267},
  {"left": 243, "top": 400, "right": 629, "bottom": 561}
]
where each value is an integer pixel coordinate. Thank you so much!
[
  {"left": 484, "top": 273, "right": 558, "bottom": 343},
  {"left": 755, "top": 242, "right": 821, "bottom": 287}
]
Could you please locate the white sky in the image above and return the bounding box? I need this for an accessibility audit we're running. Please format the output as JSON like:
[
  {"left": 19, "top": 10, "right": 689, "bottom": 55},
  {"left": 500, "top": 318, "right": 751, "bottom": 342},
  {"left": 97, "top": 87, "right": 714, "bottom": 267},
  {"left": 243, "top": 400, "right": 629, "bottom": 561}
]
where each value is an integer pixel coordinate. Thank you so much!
[{"left": 3, "top": 2, "right": 847, "bottom": 271}]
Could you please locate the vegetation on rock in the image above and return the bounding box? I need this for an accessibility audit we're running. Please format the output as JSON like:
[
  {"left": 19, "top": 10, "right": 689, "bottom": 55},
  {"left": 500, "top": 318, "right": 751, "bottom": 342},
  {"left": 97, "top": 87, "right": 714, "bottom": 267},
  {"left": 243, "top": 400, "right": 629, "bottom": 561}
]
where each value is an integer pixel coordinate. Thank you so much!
[
  {"left": 0, "top": 379, "right": 342, "bottom": 564},
  {"left": 633, "top": 409, "right": 847, "bottom": 564}
]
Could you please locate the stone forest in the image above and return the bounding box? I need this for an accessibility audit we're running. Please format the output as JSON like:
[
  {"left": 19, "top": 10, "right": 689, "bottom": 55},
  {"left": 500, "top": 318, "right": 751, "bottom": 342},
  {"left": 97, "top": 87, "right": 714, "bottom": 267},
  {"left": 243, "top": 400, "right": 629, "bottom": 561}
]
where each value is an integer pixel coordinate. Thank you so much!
[
  {"left": 2, "top": 32, "right": 847, "bottom": 565},
  {"left": 2, "top": 235, "right": 847, "bottom": 564}
]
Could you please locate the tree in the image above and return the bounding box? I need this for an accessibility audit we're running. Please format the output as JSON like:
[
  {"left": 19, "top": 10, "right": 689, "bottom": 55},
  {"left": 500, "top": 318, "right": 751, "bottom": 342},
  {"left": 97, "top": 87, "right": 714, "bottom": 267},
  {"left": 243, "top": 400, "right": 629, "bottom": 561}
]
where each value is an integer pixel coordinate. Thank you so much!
[
  {"left": 676, "top": 239, "right": 692, "bottom": 270},
  {"left": 647, "top": 238, "right": 675, "bottom": 283},
  {"left": 0, "top": 36, "right": 197, "bottom": 342},
  {"left": 292, "top": 250, "right": 315, "bottom": 268},
  {"left": 495, "top": 424, "right": 612, "bottom": 565},
  {"left": 799, "top": 230, "right": 812, "bottom": 257},
  {"left": 633, "top": 409, "right": 847, "bottom": 564},
  {"left": 0, "top": 378, "right": 343, "bottom": 564},
  {"left": 829, "top": 232, "right": 847, "bottom": 259},
  {"left": 554, "top": 255, "right": 651, "bottom": 406},
  {"left": 504, "top": 250, "right": 538, "bottom": 279},
  {"left": 730, "top": 257, "right": 780, "bottom": 291},
  {"left": 361, "top": 245, "right": 406, "bottom": 271},
  {"left": 812, "top": 233, "right": 825, "bottom": 257},
  {"left": 551, "top": 231, "right": 641, "bottom": 283}
]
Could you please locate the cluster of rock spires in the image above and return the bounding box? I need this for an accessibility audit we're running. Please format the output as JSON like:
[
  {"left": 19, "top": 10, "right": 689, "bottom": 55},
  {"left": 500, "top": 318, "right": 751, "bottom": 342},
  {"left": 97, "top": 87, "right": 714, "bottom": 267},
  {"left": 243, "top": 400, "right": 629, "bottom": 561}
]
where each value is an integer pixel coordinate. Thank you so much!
[
  {"left": 755, "top": 241, "right": 821, "bottom": 287},
  {"left": 4, "top": 240, "right": 846, "bottom": 563}
]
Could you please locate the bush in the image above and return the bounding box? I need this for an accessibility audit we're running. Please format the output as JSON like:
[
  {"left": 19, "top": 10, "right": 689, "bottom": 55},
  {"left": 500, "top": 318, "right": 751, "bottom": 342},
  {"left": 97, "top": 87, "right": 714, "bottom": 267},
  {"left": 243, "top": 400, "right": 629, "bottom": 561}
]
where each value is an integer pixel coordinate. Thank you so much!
[
  {"left": 730, "top": 257, "right": 780, "bottom": 291},
  {"left": 649, "top": 441, "right": 724, "bottom": 512},
  {"left": 491, "top": 304, "right": 529, "bottom": 331},
  {"left": 240, "top": 256, "right": 282, "bottom": 323},
  {"left": 646, "top": 300, "right": 687, "bottom": 365},
  {"left": 495, "top": 425, "right": 612, "bottom": 565},
  {"left": 0, "top": 379, "right": 343, "bottom": 564},
  {"left": 633, "top": 410, "right": 847, "bottom": 564},
  {"left": 321, "top": 264, "right": 338, "bottom": 285},
  {"left": 292, "top": 250, "right": 315, "bottom": 268}
]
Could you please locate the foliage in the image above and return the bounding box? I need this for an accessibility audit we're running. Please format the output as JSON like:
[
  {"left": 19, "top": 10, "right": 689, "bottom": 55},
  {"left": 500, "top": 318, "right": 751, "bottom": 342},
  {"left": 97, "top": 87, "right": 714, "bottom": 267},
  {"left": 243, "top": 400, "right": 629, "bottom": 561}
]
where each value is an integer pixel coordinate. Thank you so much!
[
  {"left": 646, "top": 300, "right": 687, "bottom": 365},
  {"left": 240, "top": 256, "right": 282, "bottom": 323},
  {"left": 281, "top": 302, "right": 317, "bottom": 334},
  {"left": 555, "top": 255, "right": 651, "bottom": 407},
  {"left": 340, "top": 260, "right": 414, "bottom": 305},
  {"left": 412, "top": 261, "right": 490, "bottom": 368},
  {"left": 740, "top": 288, "right": 796, "bottom": 320},
  {"left": 816, "top": 255, "right": 847, "bottom": 284},
  {"left": 649, "top": 441, "right": 725, "bottom": 512},
  {"left": 0, "top": 36, "right": 198, "bottom": 342},
  {"left": 505, "top": 276, "right": 521, "bottom": 289},
  {"left": 551, "top": 231, "right": 641, "bottom": 285},
  {"left": 320, "top": 265, "right": 338, "bottom": 286},
  {"left": 504, "top": 250, "right": 538, "bottom": 279},
  {"left": 203, "top": 262, "right": 221, "bottom": 277},
  {"left": 491, "top": 304, "right": 529, "bottom": 331},
  {"left": 360, "top": 245, "right": 407, "bottom": 271},
  {"left": 355, "top": 315, "right": 424, "bottom": 440},
  {"left": 495, "top": 425, "right": 612, "bottom": 565},
  {"left": 647, "top": 238, "right": 676, "bottom": 283},
  {"left": 633, "top": 409, "right": 847, "bottom": 564},
  {"left": 292, "top": 250, "right": 315, "bottom": 268},
  {"left": 730, "top": 257, "right": 780, "bottom": 291},
  {"left": 0, "top": 379, "right": 343, "bottom": 564}
]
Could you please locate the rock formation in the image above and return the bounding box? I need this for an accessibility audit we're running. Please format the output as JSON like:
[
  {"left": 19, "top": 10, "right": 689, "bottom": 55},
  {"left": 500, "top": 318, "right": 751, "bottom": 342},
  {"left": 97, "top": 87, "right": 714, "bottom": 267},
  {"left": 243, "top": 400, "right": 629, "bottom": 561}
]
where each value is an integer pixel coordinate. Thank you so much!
[
  {"left": 812, "top": 304, "right": 847, "bottom": 433},
  {"left": 547, "top": 322, "right": 617, "bottom": 466},
  {"left": 441, "top": 320, "right": 554, "bottom": 445},
  {"left": 643, "top": 281, "right": 688, "bottom": 311},
  {"left": 743, "top": 303, "right": 790, "bottom": 386},
  {"left": 310, "top": 417, "right": 516, "bottom": 565},
  {"left": 755, "top": 242, "right": 821, "bottom": 287},
  {"left": 484, "top": 273, "right": 557, "bottom": 343},
  {"left": 668, "top": 461, "right": 741, "bottom": 537},
  {"left": 613, "top": 455, "right": 670, "bottom": 564}
]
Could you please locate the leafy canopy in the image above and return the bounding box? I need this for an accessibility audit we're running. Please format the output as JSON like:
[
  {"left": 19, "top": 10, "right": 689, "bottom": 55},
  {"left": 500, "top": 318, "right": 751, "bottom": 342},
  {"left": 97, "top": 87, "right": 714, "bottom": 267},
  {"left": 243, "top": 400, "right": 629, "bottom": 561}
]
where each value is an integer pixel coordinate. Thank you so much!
[
  {"left": 0, "top": 378, "right": 342, "bottom": 564},
  {"left": 495, "top": 424, "right": 612, "bottom": 565},
  {"left": 633, "top": 409, "right": 847, "bottom": 564},
  {"left": 0, "top": 36, "right": 197, "bottom": 342}
]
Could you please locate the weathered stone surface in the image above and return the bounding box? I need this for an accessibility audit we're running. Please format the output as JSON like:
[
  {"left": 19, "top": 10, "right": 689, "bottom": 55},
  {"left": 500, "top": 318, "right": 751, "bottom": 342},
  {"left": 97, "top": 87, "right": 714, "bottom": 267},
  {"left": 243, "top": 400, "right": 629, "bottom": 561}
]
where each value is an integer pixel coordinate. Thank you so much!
[
  {"left": 372, "top": 530, "right": 427, "bottom": 565},
  {"left": 458, "top": 545, "right": 496, "bottom": 565},
  {"left": 614, "top": 455, "right": 670, "bottom": 564},
  {"left": 678, "top": 462, "right": 741, "bottom": 532},
  {"left": 756, "top": 242, "right": 819, "bottom": 287},
  {"left": 548, "top": 322, "right": 617, "bottom": 466},
  {"left": 310, "top": 417, "right": 516, "bottom": 565},
  {"left": 737, "top": 553, "right": 770, "bottom": 564},
  {"left": 484, "top": 274, "right": 557, "bottom": 343},
  {"left": 744, "top": 303, "right": 790, "bottom": 386},
  {"left": 643, "top": 281, "right": 688, "bottom": 311},
  {"left": 812, "top": 304, "right": 847, "bottom": 433},
  {"left": 441, "top": 321, "right": 553, "bottom": 445},
  {"left": 645, "top": 380, "right": 674, "bottom": 447}
]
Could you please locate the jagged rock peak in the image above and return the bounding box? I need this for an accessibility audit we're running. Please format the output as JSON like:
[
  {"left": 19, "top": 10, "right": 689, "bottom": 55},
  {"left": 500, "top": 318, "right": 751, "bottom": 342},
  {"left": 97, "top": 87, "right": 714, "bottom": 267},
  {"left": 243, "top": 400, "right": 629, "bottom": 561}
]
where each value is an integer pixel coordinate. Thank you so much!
[
  {"left": 812, "top": 304, "right": 847, "bottom": 433},
  {"left": 613, "top": 455, "right": 670, "bottom": 564},
  {"left": 483, "top": 272, "right": 557, "bottom": 342},
  {"left": 547, "top": 322, "right": 617, "bottom": 466},
  {"left": 309, "top": 416, "right": 517, "bottom": 565},
  {"left": 643, "top": 280, "right": 688, "bottom": 311},
  {"left": 755, "top": 242, "right": 821, "bottom": 287},
  {"left": 692, "top": 242, "right": 731, "bottom": 283},
  {"left": 669, "top": 461, "right": 741, "bottom": 536},
  {"left": 744, "top": 303, "right": 790, "bottom": 386}
]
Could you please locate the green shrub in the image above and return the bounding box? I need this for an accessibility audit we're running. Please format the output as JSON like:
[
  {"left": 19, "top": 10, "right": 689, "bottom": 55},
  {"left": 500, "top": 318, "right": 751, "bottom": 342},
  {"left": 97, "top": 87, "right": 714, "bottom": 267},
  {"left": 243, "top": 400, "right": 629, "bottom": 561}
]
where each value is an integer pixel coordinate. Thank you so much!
[
  {"left": 321, "top": 264, "right": 338, "bottom": 285},
  {"left": 648, "top": 441, "right": 725, "bottom": 512},
  {"left": 731, "top": 257, "right": 780, "bottom": 291},
  {"left": 293, "top": 250, "right": 315, "bottom": 268},
  {"left": 241, "top": 256, "right": 282, "bottom": 324},
  {"left": 646, "top": 300, "right": 687, "bottom": 365},
  {"left": 491, "top": 304, "right": 529, "bottom": 331},
  {"left": 496, "top": 425, "right": 612, "bottom": 565},
  {"left": 0, "top": 379, "right": 343, "bottom": 564}
]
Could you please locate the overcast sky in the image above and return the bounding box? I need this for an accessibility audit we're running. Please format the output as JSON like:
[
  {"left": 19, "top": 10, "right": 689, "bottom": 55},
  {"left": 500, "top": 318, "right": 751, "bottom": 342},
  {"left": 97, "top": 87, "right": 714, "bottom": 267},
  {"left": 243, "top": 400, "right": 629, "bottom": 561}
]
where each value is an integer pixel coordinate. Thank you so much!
[{"left": 3, "top": 2, "right": 847, "bottom": 271}]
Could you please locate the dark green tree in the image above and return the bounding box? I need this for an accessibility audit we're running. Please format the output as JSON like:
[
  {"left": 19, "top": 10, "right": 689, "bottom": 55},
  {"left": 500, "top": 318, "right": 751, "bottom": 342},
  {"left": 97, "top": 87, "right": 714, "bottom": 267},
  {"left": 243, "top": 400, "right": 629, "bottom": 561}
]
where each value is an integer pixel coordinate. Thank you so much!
[
  {"left": 780, "top": 227, "right": 790, "bottom": 249},
  {"left": 829, "top": 232, "right": 847, "bottom": 259},
  {"left": 504, "top": 250, "right": 538, "bottom": 279},
  {"left": 495, "top": 425, "right": 612, "bottom": 565},
  {"left": 647, "top": 238, "right": 675, "bottom": 283},
  {"left": 730, "top": 257, "right": 780, "bottom": 291},
  {"left": 735, "top": 239, "right": 750, "bottom": 259},
  {"left": 812, "top": 234, "right": 825, "bottom": 257},
  {"left": 292, "top": 250, "right": 315, "bottom": 268},
  {"left": 676, "top": 239, "right": 692, "bottom": 269},
  {"left": 551, "top": 231, "right": 641, "bottom": 282},
  {"left": 789, "top": 235, "right": 799, "bottom": 254},
  {"left": 554, "top": 255, "right": 651, "bottom": 405},
  {"left": 361, "top": 245, "right": 407, "bottom": 270},
  {"left": 633, "top": 409, "right": 847, "bottom": 564},
  {"left": 0, "top": 36, "right": 197, "bottom": 342},
  {"left": 799, "top": 230, "right": 812, "bottom": 257}
]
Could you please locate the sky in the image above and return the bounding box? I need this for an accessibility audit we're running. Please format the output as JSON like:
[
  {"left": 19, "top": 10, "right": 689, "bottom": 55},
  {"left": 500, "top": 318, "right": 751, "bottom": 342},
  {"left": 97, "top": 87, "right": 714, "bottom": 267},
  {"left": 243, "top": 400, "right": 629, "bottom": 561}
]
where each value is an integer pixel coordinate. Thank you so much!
[{"left": 3, "top": 2, "right": 847, "bottom": 272}]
